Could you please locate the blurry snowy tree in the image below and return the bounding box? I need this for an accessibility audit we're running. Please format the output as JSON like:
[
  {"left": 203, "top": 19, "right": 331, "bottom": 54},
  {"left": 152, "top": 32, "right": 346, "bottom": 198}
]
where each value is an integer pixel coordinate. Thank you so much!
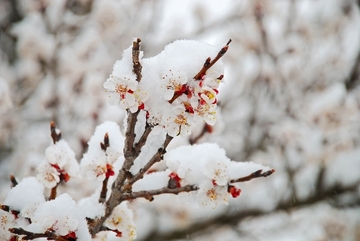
[{"left": 1, "top": 0, "right": 360, "bottom": 240}]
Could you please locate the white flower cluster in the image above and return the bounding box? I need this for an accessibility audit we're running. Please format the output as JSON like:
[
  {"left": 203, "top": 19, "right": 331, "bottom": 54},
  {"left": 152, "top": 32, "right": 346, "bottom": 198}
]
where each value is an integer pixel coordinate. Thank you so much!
[
  {"left": 103, "top": 40, "right": 224, "bottom": 137},
  {"left": 36, "top": 139, "right": 79, "bottom": 188}
]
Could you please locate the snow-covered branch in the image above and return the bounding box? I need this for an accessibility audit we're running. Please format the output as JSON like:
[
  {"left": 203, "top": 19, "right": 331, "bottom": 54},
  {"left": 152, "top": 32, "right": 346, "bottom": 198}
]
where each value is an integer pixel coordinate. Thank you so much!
[{"left": 0, "top": 38, "right": 275, "bottom": 240}]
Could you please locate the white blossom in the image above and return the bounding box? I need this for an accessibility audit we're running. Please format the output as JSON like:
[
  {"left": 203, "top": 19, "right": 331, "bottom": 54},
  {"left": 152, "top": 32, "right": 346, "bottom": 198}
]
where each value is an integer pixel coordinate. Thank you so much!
[
  {"left": 158, "top": 69, "right": 188, "bottom": 100},
  {"left": 36, "top": 161, "right": 60, "bottom": 188},
  {"left": 197, "top": 181, "right": 229, "bottom": 208},
  {"left": 162, "top": 104, "right": 194, "bottom": 137},
  {"left": 194, "top": 102, "right": 217, "bottom": 126},
  {"left": 103, "top": 75, "right": 139, "bottom": 112},
  {"left": 204, "top": 158, "right": 231, "bottom": 186}
]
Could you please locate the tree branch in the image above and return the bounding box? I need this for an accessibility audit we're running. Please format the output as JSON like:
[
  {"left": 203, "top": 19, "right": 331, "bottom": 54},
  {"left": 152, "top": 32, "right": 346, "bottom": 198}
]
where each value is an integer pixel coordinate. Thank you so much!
[
  {"left": 132, "top": 38, "right": 142, "bottom": 82},
  {"left": 89, "top": 39, "right": 145, "bottom": 236},
  {"left": 124, "top": 185, "right": 198, "bottom": 201},
  {"left": 193, "top": 39, "right": 231, "bottom": 80},
  {"left": 230, "top": 169, "right": 275, "bottom": 183}
]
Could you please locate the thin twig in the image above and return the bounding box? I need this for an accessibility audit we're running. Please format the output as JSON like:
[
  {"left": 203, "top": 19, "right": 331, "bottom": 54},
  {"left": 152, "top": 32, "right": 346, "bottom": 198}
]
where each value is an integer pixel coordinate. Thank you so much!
[
  {"left": 99, "top": 177, "right": 109, "bottom": 203},
  {"left": 230, "top": 169, "right": 275, "bottom": 183},
  {"left": 132, "top": 38, "right": 142, "bottom": 82},
  {"left": 134, "top": 123, "right": 153, "bottom": 153},
  {"left": 50, "top": 121, "right": 61, "bottom": 144},
  {"left": 193, "top": 39, "right": 232, "bottom": 80},
  {"left": 124, "top": 185, "right": 198, "bottom": 201}
]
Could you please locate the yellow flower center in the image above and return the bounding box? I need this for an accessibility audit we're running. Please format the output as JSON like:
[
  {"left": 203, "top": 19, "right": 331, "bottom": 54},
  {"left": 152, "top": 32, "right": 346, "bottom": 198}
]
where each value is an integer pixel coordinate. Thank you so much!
[
  {"left": 207, "top": 188, "right": 217, "bottom": 201},
  {"left": 174, "top": 114, "right": 187, "bottom": 125},
  {"left": 115, "top": 84, "right": 128, "bottom": 94}
]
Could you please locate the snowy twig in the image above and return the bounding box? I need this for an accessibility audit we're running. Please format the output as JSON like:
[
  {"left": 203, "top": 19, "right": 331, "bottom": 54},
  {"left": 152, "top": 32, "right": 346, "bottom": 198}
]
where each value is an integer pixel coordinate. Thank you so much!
[
  {"left": 230, "top": 169, "right": 275, "bottom": 183},
  {"left": 193, "top": 39, "right": 231, "bottom": 80},
  {"left": 50, "top": 121, "right": 61, "bottom": 144},
  {"left": 132, "top": 38, "right": 142, "bottom": 82},
  {"left": 114, "top": 40, "right": 144, "bottom": 189},
  {"left": 89, "top": 40, "right": 145, "bottom": 236},
  {"left": 99, "top": 133, "right": 110, "bottom": 203},
  {"left": 124, "top": 185, "right": 198, "bottom": 201},
  {"left": 9, "top": 228, "right": 70, "bottom": 241}
]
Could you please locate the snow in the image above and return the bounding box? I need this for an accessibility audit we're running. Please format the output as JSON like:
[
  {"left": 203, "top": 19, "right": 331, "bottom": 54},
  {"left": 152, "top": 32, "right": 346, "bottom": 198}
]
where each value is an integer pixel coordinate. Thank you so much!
[
  {"left": 4, "top": 177, "right": 45, "bottom": 217},
  {"left": 26, "top": 193, "right": 91, "bottom": 239},
  {"left": 132, "top": 170, "right": 171, "bottom": 192}
]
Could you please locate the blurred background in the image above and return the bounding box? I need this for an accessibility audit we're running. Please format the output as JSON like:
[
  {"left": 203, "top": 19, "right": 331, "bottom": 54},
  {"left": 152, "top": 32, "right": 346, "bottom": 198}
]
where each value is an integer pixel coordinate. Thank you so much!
[{"left": 1, "top": 0, "right": 360, "bottom": 240}]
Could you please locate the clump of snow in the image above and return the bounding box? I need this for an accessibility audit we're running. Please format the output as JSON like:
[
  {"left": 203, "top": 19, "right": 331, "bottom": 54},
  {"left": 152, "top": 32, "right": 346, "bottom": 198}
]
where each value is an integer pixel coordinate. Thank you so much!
[
  {"left": 26, "top": 193, "right": 91, "bottom": 239},
  {"left": 4, "top": 177, "right": 45, "bottom": 218},
  {"left": 165, "top": 143, "right": 271, "bottom": 208},
  {"left": 78, "top": 192, "right": 105, "bottom": 219}
]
